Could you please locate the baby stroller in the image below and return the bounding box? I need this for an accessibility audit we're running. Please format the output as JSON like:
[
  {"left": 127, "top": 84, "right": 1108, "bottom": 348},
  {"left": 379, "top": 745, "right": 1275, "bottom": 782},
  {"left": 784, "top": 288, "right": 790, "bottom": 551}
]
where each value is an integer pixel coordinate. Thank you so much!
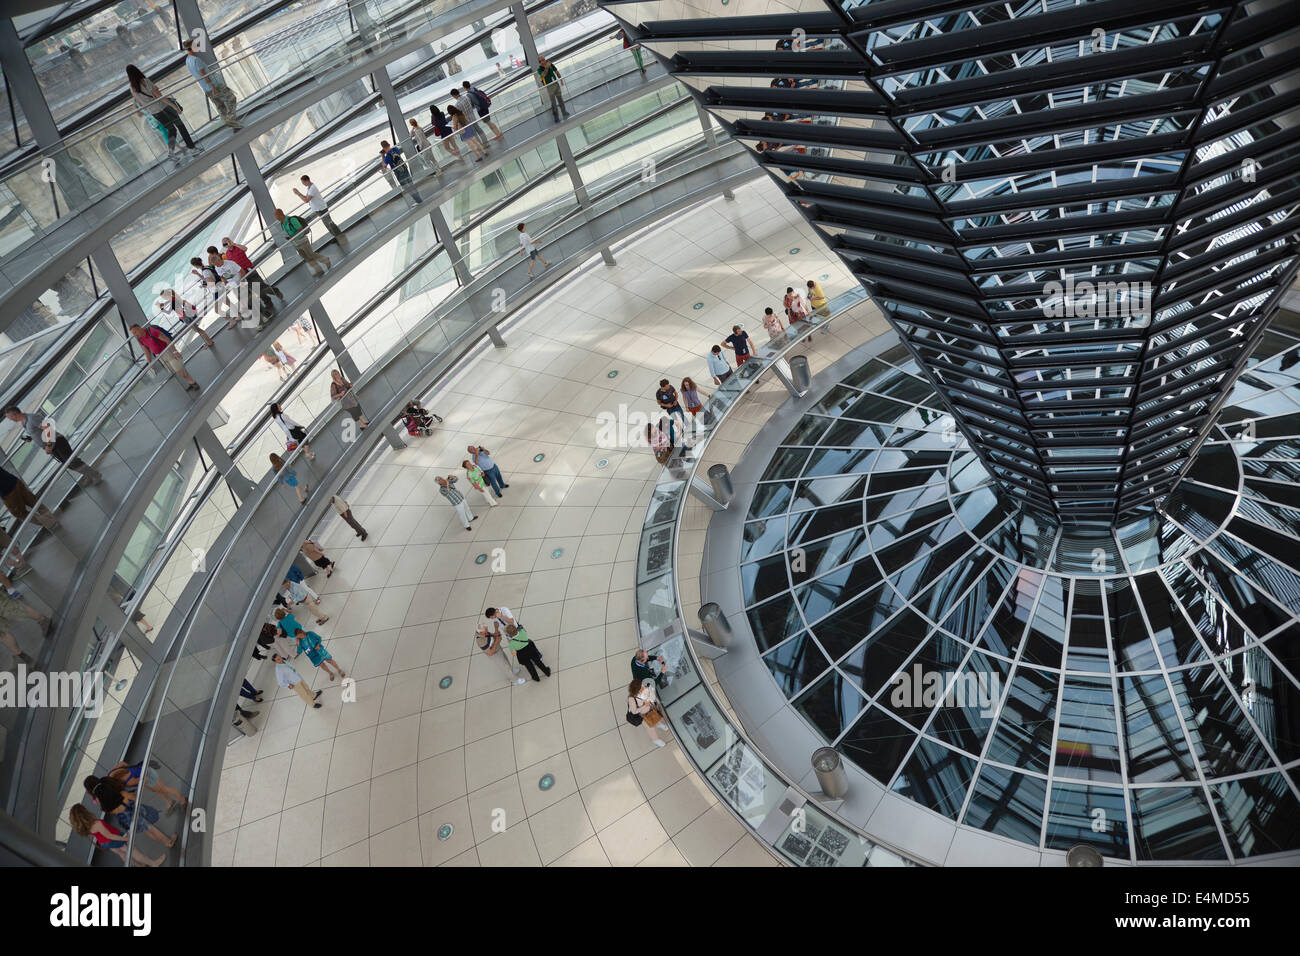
[
  {"left": 403, "top": 401, "right": 442, "bottom": 431},
  {"left": 403, "top": 414, "right": 432, "bottom": 437}
]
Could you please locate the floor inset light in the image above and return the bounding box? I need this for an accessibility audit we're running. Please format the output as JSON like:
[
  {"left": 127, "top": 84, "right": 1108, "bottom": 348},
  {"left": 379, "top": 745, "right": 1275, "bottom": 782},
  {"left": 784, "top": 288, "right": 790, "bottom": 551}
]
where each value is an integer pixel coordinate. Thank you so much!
[
  {"left": 551, "top": 548, "right": 564, "bottom": 559},
  {"left": 607, "top": 370, "right": 619, "bottom": 379},
  {"left": 597, "top": 458, "right": 609, "bottom": 469},
  {"left": 475, "top": 553, "right": 488, "bottom": 565},
  {"left": 693, "top": 302, "right": 705, "bottom": 310},
  {"left": 789, "top": 247, "right": 801, "bottom": 254},
  {"left": 437, "top": 824, "right": 453, "bottom": 840},
  {"left": 538, "top": 773, "right": 555, "bottom": 791},
  {"left": 533, "top": 453, "right": 545, "bottom": 462},
  {"left": 438, "top": 676, "right": 453, "bottom": 689}
]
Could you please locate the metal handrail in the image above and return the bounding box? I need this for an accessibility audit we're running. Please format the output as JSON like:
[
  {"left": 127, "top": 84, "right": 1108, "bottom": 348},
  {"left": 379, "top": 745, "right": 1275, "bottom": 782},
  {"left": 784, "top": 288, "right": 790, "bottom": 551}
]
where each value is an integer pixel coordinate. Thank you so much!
[
  {"left": 112, "top": 136, "right": 753, "bottom": 866},
  {"left": 0, "top": 39, "right": 655, "bottom": 578}
]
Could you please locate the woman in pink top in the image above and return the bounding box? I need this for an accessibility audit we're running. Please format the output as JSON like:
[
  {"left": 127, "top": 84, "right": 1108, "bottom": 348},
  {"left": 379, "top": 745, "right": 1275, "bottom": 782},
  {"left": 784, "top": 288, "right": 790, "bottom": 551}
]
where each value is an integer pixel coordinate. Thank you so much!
[{"left": 129, "top": 324, "right": 200, "bottom": 392}]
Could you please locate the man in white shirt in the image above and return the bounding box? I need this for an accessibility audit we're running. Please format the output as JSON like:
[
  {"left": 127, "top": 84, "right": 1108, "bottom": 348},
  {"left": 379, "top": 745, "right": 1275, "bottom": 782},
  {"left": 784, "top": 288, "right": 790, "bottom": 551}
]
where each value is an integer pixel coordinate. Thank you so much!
[
  {"left": 292, "top": 175, "right": 343, "bottom": 238},
  {"left": 330, "top": 494, "right": 367, "bottom": 539},
  {"left": 281, "top": 578, "right": 328, "bottom": 624},
  {"left": 706, "top": 345, "right": 732, "bottom": 385},
  {"left": 273, "top": 654, "right": 321, "bottom": 708},
  {"left": 184, "top": 38, "right": 242, "bottom": 128},
  {"left": 516, "top": 221, "right": 551, "bottom": 278}
]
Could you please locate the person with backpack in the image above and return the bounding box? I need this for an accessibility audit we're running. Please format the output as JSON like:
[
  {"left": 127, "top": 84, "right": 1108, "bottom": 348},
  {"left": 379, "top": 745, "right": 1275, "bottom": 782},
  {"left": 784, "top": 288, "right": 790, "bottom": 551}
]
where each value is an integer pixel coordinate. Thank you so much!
[
  {"left": 429, "top": 104, "right": 461, "bottom": 161},
  {"left": 460, "top": 81, "right": 502, "bottom": 140},
  {"left": 129, "top": 323, "right": 200, "bottom": 392},
  {"left": 616, "top": 28, "right": 646, "bottom": 76},
  {"left": 208, "top": 244, "right": 274, "bottom": 324},
  {"left": 378, "top": 140, "right": 422, "bottom": 203},
  {"left": 273, "top": 207, "right": 331, "bottom": 278},
  {"left": 536, "top": 55, "right": 569, "bottom": 122}
]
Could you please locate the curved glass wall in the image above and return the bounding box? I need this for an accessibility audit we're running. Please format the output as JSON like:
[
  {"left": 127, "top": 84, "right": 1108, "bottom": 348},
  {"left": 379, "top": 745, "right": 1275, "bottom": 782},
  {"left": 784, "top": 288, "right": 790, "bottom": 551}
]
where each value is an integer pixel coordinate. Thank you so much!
[
  {"left": 30, "top": 108, "right": 746, "bottom": 861},
  {"left": 0, "top": 0, "right": 741, "bottom": 860}
]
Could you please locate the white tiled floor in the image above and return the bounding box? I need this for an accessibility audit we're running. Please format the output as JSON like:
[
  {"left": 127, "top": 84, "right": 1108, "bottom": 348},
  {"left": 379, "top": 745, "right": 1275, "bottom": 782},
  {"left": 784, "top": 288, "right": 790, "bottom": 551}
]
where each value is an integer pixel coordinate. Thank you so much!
[{"left": 210, "top": 178, "right": 860, "bottom": 866}]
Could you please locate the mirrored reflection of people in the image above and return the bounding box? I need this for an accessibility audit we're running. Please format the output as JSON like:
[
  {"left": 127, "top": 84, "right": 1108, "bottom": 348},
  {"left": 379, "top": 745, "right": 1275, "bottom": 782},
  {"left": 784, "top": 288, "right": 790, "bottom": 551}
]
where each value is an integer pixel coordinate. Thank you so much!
[{"left": 0, "top": 465, "right": 59, "bottom": 531}]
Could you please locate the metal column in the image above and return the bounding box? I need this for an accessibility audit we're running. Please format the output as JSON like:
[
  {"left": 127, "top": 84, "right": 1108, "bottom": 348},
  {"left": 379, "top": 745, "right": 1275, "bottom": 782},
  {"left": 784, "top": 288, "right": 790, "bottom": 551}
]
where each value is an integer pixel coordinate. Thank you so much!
[
  {"left": 193, "top": 424, "right": 257, "bottom": 499},
  {"left": 555, "top": 137, "right": 615, "bottom": 266},
  {"left": 310, "top": 304, "right": 406, "bottom": 451},
  {"left": 696, "top": 102, "right": 734, "bottom": 200}
]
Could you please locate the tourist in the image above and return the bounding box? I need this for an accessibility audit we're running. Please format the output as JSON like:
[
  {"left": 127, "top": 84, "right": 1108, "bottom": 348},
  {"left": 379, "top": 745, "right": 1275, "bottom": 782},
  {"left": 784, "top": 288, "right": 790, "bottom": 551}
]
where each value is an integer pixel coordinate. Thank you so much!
[
  {"left": 301, "top": 538, "right": 336, "bottom": 577},
  {"left": 291, "top": 175, "right": 344, "bottom": 239},
  {"left": 183, "top": 38, "right": 241, "bottom": 128},
  {"left": 330, "top": 369, "right": 368, "bottom": 430},
  {"left": 461, "top": 459, "right": 498, "bottom": 509},
  {"left": 156, "top": 288, "right": 215, "bottom": 348},
  {"left": 273, "top": 653, "right": 322, "bottom": 708},
  {"left": 269, "top": 452, "right": 308, "bottom": 505},
  {"left": 517, "top": 222, "right": 550, "bottom": 277},
  {"left": 429, "top": 104, "right": 461, "bottom": 161},
  {"left": 126, "top": 64, "right": 200, "bottom": 166},
  {"left": 626, "top": 678, "right": 666, "bottom": 747},
  {"left": 130, "top": 323, "right": 200, "bottom": 392},
  {"left": 4, "top": 405, "right": 103, "bottom": 486},
  {"left": 706, "top": 344, "right": 732, "bottom": 385},
  {"left": 722, "top": 324, "right": 753, "bottom": 365},
  {"left": 468, "top": 444, "right": 508, "bottom": 496},
  {"left": 269, "top": 403, "right": 313, "bottom": 460},
  {"left": 330, "top": 494, "right": 367, "bottom": 540},
  {"left": 436, "top": 474, "right": 476, "bottom": 531},
  {"left": 274, "top": 208, "right": 332, "bottom": 277},
  {"left": 447, "top": 105, "right": 486, "bottom": 162},
  {"left": 761, "top": 306, "right": 785, "bottom": 343},
  {"left": 486, "top": 606, "right": 550, "bottom": 681},
  {"left": 461, "top": 81, "right": 502, "bottom": 140},
  {"left": 295, "top": 628, "right": 344, "bottom": 682},
  {"left": 536, "top": 54, "right": 569, "bottom": 122},
  {"left": 476, "top": 622, "right": 526, "bottom": 685}
]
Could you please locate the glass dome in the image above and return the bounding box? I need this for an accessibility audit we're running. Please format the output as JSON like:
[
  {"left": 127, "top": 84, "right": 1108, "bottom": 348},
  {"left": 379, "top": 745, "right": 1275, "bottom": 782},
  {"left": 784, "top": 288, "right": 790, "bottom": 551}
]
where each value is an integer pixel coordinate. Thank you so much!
[{"left": 737, "top": 324, "right": 1300, "bottom": 862}]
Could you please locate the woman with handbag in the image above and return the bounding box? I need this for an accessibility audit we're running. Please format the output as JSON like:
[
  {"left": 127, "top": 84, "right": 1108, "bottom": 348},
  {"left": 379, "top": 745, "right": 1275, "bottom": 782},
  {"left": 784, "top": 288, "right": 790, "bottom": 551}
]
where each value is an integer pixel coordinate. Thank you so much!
[
  {"left": 626, "top": 679, "right": 667, "bottom": 747},
  {"left": 126, "top": 64, "right": 201, "bottom": 167},
  {"left": 330, "top": 369, "right": 369, "bottom": 429},
  {"left": 269, "top": 403, "right": 314, "bottom": 461},
  {"left": 475, "top": 622, "right": 525, "bottom": 685}
]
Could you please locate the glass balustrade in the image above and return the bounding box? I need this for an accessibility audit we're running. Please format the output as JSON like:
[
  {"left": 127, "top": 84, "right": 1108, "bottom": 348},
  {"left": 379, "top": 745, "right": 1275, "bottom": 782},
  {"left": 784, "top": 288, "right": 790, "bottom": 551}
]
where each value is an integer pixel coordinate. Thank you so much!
[{"left": 44, "top": 131, "right": 748, "bottom": 865}]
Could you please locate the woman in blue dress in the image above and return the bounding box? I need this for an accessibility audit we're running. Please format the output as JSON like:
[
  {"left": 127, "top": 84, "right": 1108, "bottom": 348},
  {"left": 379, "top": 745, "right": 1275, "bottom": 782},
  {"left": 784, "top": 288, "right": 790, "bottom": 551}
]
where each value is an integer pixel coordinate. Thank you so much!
[
  {"left": 296, "top": 629, "right": 345, "bottom": 682},
  {"left": 270, "top": 452, "right": 308, "bottom": 505}
]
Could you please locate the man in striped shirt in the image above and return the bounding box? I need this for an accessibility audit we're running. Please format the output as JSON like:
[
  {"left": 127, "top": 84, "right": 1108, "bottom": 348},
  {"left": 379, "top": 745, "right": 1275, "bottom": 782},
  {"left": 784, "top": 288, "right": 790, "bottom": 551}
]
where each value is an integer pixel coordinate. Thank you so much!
[{"left": 436, "top": 474, "right": 476, "bottom": 530}]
